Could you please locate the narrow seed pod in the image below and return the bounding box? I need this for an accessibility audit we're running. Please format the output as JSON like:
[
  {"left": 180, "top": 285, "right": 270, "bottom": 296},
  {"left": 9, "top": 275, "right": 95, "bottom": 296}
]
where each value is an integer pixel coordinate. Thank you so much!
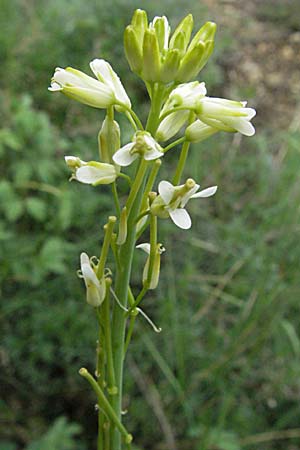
[
  {"left": 117, "top": 207, "right": 127, "bottom": 245},
  {"left": 142, "top": 28, "right": 161, "bottom": 82},
  {"left": 124, "top": 25, "right": 143, "bottom": 73}
]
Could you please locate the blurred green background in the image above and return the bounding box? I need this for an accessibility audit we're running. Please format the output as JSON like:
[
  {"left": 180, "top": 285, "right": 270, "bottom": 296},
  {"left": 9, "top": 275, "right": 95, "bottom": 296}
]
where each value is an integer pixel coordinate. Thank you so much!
[{"left": 1, "top": 0, "right": 300, "bottom": 449}]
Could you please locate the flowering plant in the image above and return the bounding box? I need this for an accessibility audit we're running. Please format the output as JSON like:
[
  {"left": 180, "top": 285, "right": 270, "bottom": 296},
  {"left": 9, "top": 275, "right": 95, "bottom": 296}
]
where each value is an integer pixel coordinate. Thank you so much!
[{"left": 50, "top": 9, "right": 256, "bottom": 449}]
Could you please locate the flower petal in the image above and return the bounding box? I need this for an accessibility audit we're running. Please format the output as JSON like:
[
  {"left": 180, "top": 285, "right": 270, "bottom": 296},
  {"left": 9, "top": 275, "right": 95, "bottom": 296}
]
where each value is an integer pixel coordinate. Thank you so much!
[
  {"left": 158, "top": 180, "right": 175, "bottom": 204},
  {"left": 144, "top": 147, "right": 164, "bottom": 161},
  {"left": 113, "top": 143, "right": 136, "bottom": 166},
  {"left": 223, "top": 117, "right": 256, "bottom": 136},
  {"left": 136, "top": 243, "right": 151, "bottom": 254},
  {"left": 191, "top": 185, "right": 218, "bottom": 198},
  {"left": 169, "top": 208, "right": 191, "bottom": 229},
  {"left": 80, "top": 253, "right": 99, "bottom": 287},
  {"left": 76, "top": 165, "right": 116, "bottom": 184}
]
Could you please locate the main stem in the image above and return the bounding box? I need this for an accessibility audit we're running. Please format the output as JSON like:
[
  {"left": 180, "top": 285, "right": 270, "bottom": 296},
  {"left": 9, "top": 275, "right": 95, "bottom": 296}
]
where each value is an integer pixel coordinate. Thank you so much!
[{"left": 110, "top": 83, "right": 164, "bottom": 450}]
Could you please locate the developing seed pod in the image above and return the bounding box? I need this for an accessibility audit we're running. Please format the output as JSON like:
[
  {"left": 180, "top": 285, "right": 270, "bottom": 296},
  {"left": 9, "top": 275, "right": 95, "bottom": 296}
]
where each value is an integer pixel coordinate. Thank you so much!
[{"left": 98, "top": 114, "right": 121, "bottom": 166}]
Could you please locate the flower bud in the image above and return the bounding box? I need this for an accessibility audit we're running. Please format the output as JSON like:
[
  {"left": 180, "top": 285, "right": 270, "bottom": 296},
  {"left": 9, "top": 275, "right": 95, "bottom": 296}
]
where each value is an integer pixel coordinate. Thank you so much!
[
  {"left": 142, "top": 29, "right": 161, "bottom": 82},
  {"left": 169, "top": 13, "right": 194, "bottom": 52},
  {"left": 188, "top": 21, "right": 217, "bottom": 52},
  {"left": 124, "top": 25, "right": 143, "bottom": 74},
  {"left": 98, "top": 115, "right": 121, "bottom": 165},
  {"left": 151, "top": 16, "right": 170, "bottom": 52},
  {"left": 131, "top": 9, "right": 148, "bottom": 43},
  {"left": 160, "top": 49, "right": 181, "bottom": 83},
  {"left": 175, "top": 42, "right": 205, "bottom": 82}
]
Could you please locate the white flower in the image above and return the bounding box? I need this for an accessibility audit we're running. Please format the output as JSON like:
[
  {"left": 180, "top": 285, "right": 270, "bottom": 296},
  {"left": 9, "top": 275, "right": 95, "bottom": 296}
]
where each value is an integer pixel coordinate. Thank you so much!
[
  {"left": 89, "top": 59, "right": 131, "bottom": 110},
  {"left": 49, "top": 60, "right": 131, "bottom": 110},
  {"left": 80, "top": 253, "right": 106, "bottom": 307},
  {"left": 136, "top": 243, "right": 165, "bottom": 289},
  {"left": 165, "top": 81, "right": 207, "bottom": 109},
  {"left": 151, "top": 179, "right": 217, "bottom": 229},
  {"left": 113, "top": 131, "right": 164, "bottom": 167},
  {"left": 155, "top": 82, "right": 207, "bottom": 141},
  {"left": 197, "top": 97, "right": 256, "bottom": 136},
  {"left": 65, "top": 156, "right": 117, "bottom": 185}
]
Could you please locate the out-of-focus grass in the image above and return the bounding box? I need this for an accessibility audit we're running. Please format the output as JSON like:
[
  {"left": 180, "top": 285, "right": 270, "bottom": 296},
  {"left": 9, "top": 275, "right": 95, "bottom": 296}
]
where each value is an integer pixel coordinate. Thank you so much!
[{"left": 1, "top": 1, "right": 300, "bottom": 450}]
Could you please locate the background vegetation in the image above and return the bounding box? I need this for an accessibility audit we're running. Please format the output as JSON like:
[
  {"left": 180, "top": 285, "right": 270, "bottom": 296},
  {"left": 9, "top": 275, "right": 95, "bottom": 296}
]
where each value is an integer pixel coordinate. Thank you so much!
[{"left": 1, "top": 0, "right": 300, "bottom": 449}]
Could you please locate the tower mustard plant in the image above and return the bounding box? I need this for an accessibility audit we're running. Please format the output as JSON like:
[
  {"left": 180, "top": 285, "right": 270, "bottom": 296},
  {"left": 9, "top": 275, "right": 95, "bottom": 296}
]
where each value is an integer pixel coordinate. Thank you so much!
[{"left": 49, "top": 9, "right": 256, "bottom": 450}]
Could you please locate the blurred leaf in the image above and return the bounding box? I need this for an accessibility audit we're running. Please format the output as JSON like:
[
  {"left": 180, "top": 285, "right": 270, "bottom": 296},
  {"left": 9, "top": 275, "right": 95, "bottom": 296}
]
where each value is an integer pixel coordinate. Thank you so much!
[
  {"left": 26, "top": 197, "right": 47, "bottom": 222},
  {"left": 26, "top": 416, "right": 82, "bottom": 450}
]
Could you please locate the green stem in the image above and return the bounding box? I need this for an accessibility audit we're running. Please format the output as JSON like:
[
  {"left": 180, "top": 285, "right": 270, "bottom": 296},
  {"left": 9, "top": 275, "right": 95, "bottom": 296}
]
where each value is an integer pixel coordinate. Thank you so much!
[
  {"left": 139, "top": 159, "right": 161, "bottom": 211},
  {"left": 147, "top": 214, "right": 157, "bottom": 285},
  {"left": 112, "top": 183, "right": 121, "bottom": 216},
  {"left": 79, "top": 368, "right": 133, "bottom": 444},
  {"left": 111, "top": 159, "right": 146, "bottom": 449},
  {"left": 172, "top": 140, "right": 191, "bottom": 185},
  {"left": 103, "top": 279, "right": 117, "bottom": 394},
  {"left": 146, "top": 83, "right": 166, "bottom": 135},
  {"left": 125, "top": 159, "right": 148, "bottom": 215},
  {"left": 126, "top": 286, "right": 148, "bottom": 316},
  {"left": 97, "top": 216, "right": 116, "bottom": 279},
  {"left": 124, "top": 308, "right": 139, "bottom": 357},
  {"left": 163, "top": 136, "right": 186, "bottom": 154},
  {"left": 124, "top": 107, "right": 144, "bottom": 131}
]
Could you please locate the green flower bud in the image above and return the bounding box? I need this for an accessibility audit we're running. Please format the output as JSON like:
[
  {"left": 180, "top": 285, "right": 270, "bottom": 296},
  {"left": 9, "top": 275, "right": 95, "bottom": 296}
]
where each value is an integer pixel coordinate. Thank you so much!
[
  {"left": 169, "top": 13, "right": 194, "bottom": 52},
  {"left": 98, "top": 115, "right": 121, "bottom": 165},
  {"left": 159, "top": 49, "right": 181, "bottom": 83},
  {"left": 151, "top": 16, "right": 170, "bottom": 52},
  {"left": 131, "top": 9, "right": 148, "bottom": 43},
  {"left": 188, "top": 21, "right": 216, "bottom": 52},
  {"left": 169, "top": 30, "right": 186, "bottom": 54},
  {"left": 124, "top": 25, "right": 143, "bottom": 73},
  {"left": 175, "top": 42, "right": 205, "bottom": 82},
  {"left": 142, "top": 28, "right": 161, "bottom": 82}
]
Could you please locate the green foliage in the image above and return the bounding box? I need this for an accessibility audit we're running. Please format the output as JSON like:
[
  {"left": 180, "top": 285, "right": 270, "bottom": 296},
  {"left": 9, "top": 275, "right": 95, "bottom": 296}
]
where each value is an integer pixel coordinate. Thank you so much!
[{"left": 25, "top": 417, "right": 83, "bottom": 450}]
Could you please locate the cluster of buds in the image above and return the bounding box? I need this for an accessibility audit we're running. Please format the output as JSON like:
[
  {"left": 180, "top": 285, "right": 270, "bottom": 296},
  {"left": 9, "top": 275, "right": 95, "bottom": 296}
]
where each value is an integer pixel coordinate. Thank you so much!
[{"left": 124, "top": 9, "right": 216, "bottom": 83}]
